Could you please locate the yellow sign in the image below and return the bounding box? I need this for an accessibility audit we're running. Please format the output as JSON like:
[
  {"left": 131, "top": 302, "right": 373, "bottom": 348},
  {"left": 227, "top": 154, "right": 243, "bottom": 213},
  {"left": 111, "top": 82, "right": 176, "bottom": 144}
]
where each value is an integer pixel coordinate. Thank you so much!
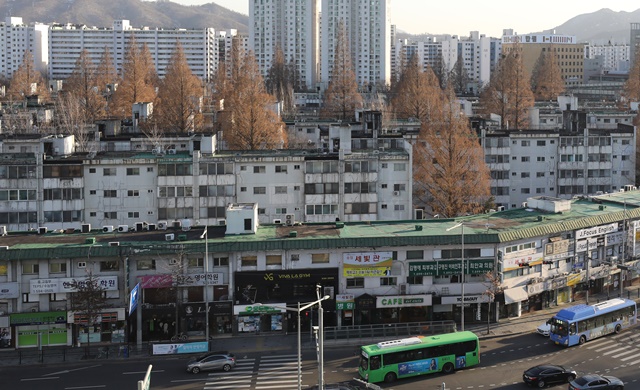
[{"left": 343, "top": 267, "right": 391, "bottom": 277}]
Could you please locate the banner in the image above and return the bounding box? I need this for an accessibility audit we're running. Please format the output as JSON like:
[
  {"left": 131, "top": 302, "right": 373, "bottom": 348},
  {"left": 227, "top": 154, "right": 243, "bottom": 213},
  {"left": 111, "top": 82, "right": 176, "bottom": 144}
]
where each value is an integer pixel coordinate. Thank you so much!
[
  {"left": 152, "top": 341, "right": 208, "bottom": 355},
  {"left": 343, "top": 252, "right": 393, "bottom": 267},
  {"left": 409, "top": 259, "right": 493, "bottom": 276},
  {"left": 343, "top": 267, "right": 390, "bottom": 277},
  {"left": 30, "top": 277, "right": 118, "bottom": 294}
]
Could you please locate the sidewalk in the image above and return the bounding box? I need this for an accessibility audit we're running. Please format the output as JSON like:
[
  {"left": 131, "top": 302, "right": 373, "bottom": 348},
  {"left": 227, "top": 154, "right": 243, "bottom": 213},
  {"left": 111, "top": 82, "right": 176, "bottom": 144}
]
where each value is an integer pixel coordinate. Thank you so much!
[{"left": 2, "top": 286, "right": 640, "bottom": 368}]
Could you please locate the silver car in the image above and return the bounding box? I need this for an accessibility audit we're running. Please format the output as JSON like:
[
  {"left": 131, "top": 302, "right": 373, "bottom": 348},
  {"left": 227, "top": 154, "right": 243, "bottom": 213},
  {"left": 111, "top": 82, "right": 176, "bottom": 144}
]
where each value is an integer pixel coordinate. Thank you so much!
[{"left": 187, "top": 352, "right": 236, "bottom": 374}]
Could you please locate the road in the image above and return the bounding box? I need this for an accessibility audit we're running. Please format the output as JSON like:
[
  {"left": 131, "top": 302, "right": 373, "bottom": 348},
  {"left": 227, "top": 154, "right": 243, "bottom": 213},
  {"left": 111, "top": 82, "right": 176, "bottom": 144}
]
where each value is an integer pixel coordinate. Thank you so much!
[{"left": 2, "top": 330, "right": 640, "bottom": 389}]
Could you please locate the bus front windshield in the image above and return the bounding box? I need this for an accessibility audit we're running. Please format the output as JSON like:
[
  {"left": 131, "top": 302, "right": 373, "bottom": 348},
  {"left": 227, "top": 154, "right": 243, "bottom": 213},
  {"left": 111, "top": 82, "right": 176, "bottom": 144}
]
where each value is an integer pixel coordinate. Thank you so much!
[
  {"left": 550, "top": 318, "right": 569, "bottom": 336},
  {"left": 360, "top": 353, "right": 369, "bottom": 371}
]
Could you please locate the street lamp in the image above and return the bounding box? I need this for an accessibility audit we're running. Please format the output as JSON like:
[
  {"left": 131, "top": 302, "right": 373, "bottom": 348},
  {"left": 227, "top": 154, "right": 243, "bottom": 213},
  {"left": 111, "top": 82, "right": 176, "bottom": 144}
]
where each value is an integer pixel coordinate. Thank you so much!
[
  {"left": 253, "top": 293, "right": 330, "bottom": 390},
  {"left": 200, "top": 227, "right": 210, "bottom": 346},
  {"left": 447, "top": 222, "right": 465, "bottom": 331}
]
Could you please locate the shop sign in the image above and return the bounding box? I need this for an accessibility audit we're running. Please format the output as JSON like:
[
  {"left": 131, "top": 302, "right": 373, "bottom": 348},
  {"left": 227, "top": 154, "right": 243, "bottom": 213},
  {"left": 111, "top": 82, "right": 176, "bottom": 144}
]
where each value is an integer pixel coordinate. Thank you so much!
[
  {"left": 10, "top": 311, "right": 67, "bottom": 326},
  {"left": 30, "top": 277, "right": 118, "bottom": 294},
  {"left": 343, "top": 267, "right": 390, "bottom": 277},
  {"left": 234, "top": 303, "right": 286, "bottom": 315},
  {"left": 140, "top": 274, "right": 173, "bottom": 288},
  {"left": 355, "top": 294, "right": 376, "bottom": 310},
  {"left": 526, "top": 282, "right": 545, "bottom": 296},
  {"left": 605, "top": 232, "right": 623, "bottom": 246},
  {"left": 0, "top": 282, "right": 19, "bottom": 299},
  {"left": 376, "top": 295, "right": 432, "bottom": 308},
  {"left": 576, "top": 223, "right": 618, "bottom": 240},
  {"left": 336, "top": 294, "right": 355, "bottom": 310},
  {"left": 567, "top": 272, "right": 583, "bottom": 286},
  {"left": 176, "top": 273, "right": 223, "bottom": 286},
  {"left": 441, "top": 295, "right": 491, "bottom": 304},
  {"left": 409, "top": 259, "right": 493, "bottom": 276},
  {"left": 343, "top": 252, "right": 393, "bottom": 267},
  {"left": 263, "top": 271, "right": 312, "bottom": 281},
  {"left": 503, "top": 253, "right": 543, "bottom": 271},
  {"left": 550, "top": 276, "right": 567, "bottom": 290},
  {"left": 545, "top": 239, "right": 570, "bottom": 256}
]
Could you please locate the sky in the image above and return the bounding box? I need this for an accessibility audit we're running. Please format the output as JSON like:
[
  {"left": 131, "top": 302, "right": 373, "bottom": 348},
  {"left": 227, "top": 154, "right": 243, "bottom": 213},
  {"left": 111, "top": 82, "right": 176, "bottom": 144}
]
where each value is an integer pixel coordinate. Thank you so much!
[{"left": 170, "top": 0, "right": 639, "bottom": 38}]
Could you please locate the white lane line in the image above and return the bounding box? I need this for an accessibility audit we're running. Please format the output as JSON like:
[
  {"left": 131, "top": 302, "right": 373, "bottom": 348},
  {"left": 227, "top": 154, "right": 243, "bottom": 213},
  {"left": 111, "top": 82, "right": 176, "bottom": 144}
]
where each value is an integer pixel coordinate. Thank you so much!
[
  {"left": 122, "top": 370, "right": 165, "bottom": 375},
  {"left": 603, "top": 347, "right": 630, "bottom": 356},
  {"left": 620, "top": 353, "right": 640, "bottom": 361},
  {"left": 586, "top": 340, "right": 615, "bottom": 349},
  {"left": 262, "top": 354, "right": 297, "bottom": 359},
  {"left": 44, "top": 365, "right": 102, "bottom": 376},
  {"left": 64, "top": 386, "right": 107, "bottom": 390},
  {"left": 21, "top": 377, "right": 59, "bottom": 381}
]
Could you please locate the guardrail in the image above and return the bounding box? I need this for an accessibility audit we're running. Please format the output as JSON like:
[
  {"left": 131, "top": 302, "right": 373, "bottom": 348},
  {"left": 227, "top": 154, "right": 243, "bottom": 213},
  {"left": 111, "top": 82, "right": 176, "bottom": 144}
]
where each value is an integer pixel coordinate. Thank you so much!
[
  {"left": 323, "top": 320, "right": 457, "bottom": 342},
  {"left": 0, "top": 343, "right": 144, "bottom": 366}
]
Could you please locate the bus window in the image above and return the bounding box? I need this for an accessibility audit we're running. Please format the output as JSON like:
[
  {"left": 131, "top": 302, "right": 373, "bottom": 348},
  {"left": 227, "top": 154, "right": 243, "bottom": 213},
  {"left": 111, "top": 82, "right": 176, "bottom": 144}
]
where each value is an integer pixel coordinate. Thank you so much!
[
  {"left": 569, "top": 323, "right": 576, "bottom": 335},
  {"left": 371, "top": 356, "right": 380, "bottom": 370}
]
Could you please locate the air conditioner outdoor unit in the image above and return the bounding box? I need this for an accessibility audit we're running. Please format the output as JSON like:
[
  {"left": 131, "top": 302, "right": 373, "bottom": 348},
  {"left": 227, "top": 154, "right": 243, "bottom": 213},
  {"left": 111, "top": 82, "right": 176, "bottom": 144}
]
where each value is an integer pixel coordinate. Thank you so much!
[
  {"left": 157, "top": 221, "right": 168, "bottom": 230},
  {"left": 169, "top": 258, "right": 178, "bottom": 265},
  {"left": 38, "top": 227, "right": 48, "bottom": 234},
  {"left": 81, "top": 223, "right": 91, "bottom": 233},
  {"left": 103, "top": 225, "right": 114, "bottom": 233},
  {"left": 399, "top": 283, "right": 408, "bottom": 295},
  {"left": 497, "top": 206, "right": 505, "bottom": 212},
  {"left": 168, "top": 149, "right": 177, "bottom": 155},
  {"left": 118, "top": 225, "right": 129, "bottom": 233},
  {"left": 77, "top": 261, "right": 86, "bottom": 268},
  {"left": 522, "top": 202, "right": 528, "bottom": 208},
  {"left": 109, "top": 241, "right": 120, "bottom": 247},
  {"left": 172, "top": 220, "right": 182, "bottom": 230},
  {"left": 147, "top": 223, "right": 156, "bottom": 231},
  {"left": 219, "top": 219, "right": 227, "bottom": 226},
  {"left": 273, "top": 219, "right": 282, "bottom": 224},
  {"left": 165, "top": 233, "right": 175, "bottom": 241},
  {"left": 285, "top": 214, "right": 295, "bottom": 226},
  {"left": 393, "top": 191, "right": 401, "bottom": 196},
  {"left": 0, "top": 225, "right": 6, "bottom": 236},
  {"left": 135, "top": 222, "right": 145, "bottom": 232},
  {"left": 0, "top": 246, "right": 8, "bottom": 250}
]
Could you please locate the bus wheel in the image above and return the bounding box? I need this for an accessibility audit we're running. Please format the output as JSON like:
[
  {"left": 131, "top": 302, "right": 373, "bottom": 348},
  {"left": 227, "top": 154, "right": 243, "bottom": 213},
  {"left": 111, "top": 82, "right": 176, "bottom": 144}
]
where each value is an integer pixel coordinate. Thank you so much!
[
  {"left": 615, "top": 324, "right": 622, "bottom": 334},
  {"left": 579, "top": 335, "right": 587, "bottom": 345},
  {"left": 442, "top": 362, "right": 454, "bottom": 374},
  {"left": 384, "top": 372, "right": 397, "bottom": 383}
]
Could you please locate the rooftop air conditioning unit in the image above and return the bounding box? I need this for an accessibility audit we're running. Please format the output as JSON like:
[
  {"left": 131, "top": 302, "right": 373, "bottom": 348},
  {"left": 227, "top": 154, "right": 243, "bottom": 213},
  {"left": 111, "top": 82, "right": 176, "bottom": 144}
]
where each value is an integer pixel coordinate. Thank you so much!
[
  {"left": 165, "top": 233, "right": 175, "bottom": 241},
  {"left": 81, "top": 223, "right": 91, "bottom": 233},
  {"left": 172, "top": 220, "right": 182, "bottom": 230},
  {"left": 497, "top": 206, "right": 505, "bottom": 212},
  {"left": 0, "top": 225, "right": 7, "bottom": 236},
  {"left": 118, "top": 225, "right": 129, "bottom": 233},
  {"left": 168, "top": 149, "right": 177, "bottom": 155},
  {"left": 157, "top": 221, "right": 168, "bottom": 230},
  {"left": 135, "top": 222, "right": 145, "bottom": 232},
  {"left": 109, "top": 241, "right": 120, "bottom": 247},
  {"left": 0, "top": 246, "right": 8, "bottom": 250},
  {"left": 285, "top": 214, "right": 295, "bottom": 226},
  {"left": 38, "top": 227, "right": 48, "bottom": 234},
  {"left": 219, "top": 219, "right": 227, "bottom": 226},
  {"left": 103, "top": 225, "right": 114, "bottom": 233},
  {"left": 147, "top": 223, "right": 156, "bottom": 231}
]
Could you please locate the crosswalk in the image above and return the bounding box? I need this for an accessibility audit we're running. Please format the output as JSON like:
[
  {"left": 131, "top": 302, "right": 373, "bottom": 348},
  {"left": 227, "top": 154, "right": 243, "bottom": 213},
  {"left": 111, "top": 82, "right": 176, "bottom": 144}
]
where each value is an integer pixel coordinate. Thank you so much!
[
  {"left": 203, "top": 354, "right": 311, "bottom": 390},
  {"left": 582, "top": 332, "right": 640, "bottom": 366}
]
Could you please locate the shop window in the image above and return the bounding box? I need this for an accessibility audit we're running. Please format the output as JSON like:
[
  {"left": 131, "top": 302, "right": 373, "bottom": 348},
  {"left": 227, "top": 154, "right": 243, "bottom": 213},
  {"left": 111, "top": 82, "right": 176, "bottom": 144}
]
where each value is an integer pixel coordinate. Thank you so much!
[
  {"left": 312, "top": 253, "right": 330, "bottom": 263},
  {"left": 214, "top": 257, "right": 229, "bottom": 266},
  {"left": 23, "top": 262, "right": 39, "bottom": 274},
  {"left": 346, "top": 278, "right": 364, "bottom": 288},
  {"left": 189, "top": 258, "right": 204, "bottom": 267},
  {"left": 100, "top": 261, "right": 119, "bottom": 271},
  {"left": 241, "top": 256, "right": 258, "bottom": 267},
  {"left": 406, "top": 250, "right": 423, "bottom": 260},
  {"left": 380, "top": 277, "right": 397, "bottom": 286},
  {"left": 137, "top": 259, "right": 156, "bottom": 270},
  {"left": 49, "top": 262, "right": 67, "bottom": 273},
  {"left": 266, "top": 255, "right": 282, "bottom": 266}
]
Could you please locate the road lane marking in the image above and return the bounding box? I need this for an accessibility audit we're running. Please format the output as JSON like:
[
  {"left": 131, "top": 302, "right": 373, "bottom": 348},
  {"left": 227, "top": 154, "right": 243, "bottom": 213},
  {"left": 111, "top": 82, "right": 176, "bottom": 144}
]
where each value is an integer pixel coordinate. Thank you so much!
[
  {"left": 122, "top": 370, "right": 164, "bottom": 375},
  {"left": 43, "top": 365, "right": 102, "bottom": 376},
  {"left": 64, "top": 386, "right": 106, "bottom": 389},
  {"left": 21, "top": 377, "right": 59, "bottom": 381}
]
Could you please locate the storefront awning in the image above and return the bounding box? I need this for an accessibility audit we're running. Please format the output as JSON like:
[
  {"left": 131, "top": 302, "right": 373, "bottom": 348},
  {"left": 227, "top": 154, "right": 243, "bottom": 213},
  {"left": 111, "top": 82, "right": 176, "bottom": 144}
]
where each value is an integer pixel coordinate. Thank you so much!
[{"left": 504, "top": 286, "right": 529, "bottom": 304}]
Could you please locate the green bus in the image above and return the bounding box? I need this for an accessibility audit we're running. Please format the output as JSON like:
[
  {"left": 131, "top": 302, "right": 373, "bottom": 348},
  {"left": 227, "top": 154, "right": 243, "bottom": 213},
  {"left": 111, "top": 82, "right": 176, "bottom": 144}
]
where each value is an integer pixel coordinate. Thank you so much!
[{"left": 358, "top": 331, "right": 480, "bottom": 383}]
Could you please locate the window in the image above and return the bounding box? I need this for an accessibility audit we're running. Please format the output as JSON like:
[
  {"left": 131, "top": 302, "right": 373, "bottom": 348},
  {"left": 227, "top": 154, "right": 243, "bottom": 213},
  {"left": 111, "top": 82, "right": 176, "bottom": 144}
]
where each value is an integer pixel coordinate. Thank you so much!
[
  {"left": 214, "top": 257, "right": 229, "bottom": 266},
  {"left": 241, "top": 256, "right": 257, "bottom": 267},
  {"left": 126, "top": 168, "right": 140, "bottom": 176},
  {"left": 253, "top": 166, "right": 266, "bottom": 173},
  {"left": 393, "top": 184, "right": 406, "bottom": 191},
  {"left": 137, "top": 259, "right": 156, "bottom": 270},
  {"left": 275, "top": 165, "right": 287, "bottom": 173},
  {"left": 100, "top": 261, "right": 119, "bottom": 271},
  {"left": 346, "top": 278, "right": 364, "bottom": 288},
  {"left": 393, "top": 163, "right": 406, "bottom": 171},
  {"left": 394, "top": 205, "right": 405, "bottom": 211},
  {"left": 406, "top": 250, "right": 423, "bottom": 260},
  {"left": 275, "top": 186, "right": 287, "bottom": 194},
  {"left": 294, "top": 165, "right": 300, "bottom": 170},
  {"left": 537, "top": 156, "right": 546, "bottom": 162},
  {"left": 266, "top": 255, "right": 281, "bottom": 266},
  {"left": 127, "top": 190, "right": 139, "bottom": 197},
  {"left": 521, "top": 156, "right": 530, "bottom": 162},
  {"left": 380, "top": 277, "right": 397, "bottom": 286},
  {"left": 536, "top": 172, "right": 545, "bottom": 177},
  {"left": 89, "top": 168, "right": 96, "bottom": 173},
  {"left": 188, "top": 258, "right": 204, "bottom": 267},
  {"left": 537, "top": 140, "right": 546, "bottom": 146},
  {"left": 104, "top": 190, "right": 117, "bottom": 198},
  {"left": 128, "top": 212, "right": 140, "bottom": 218},
  {"left": 275, "top": 208, "right": 287, "bottom": 214},
  {"left": 521, "top": 172, "right": 530, "bottom": 178},
  {"left": 103, "top": 168, "right": 116, "bottom": 176},
  {"left": 521, "top": 140, "right": 530, "bottom": 146},
  {"left": 0, "top": 261, "right": 7, "bottom": 276},
  {"left": 49, "top": 262, "right": 66, "bottom": 273},
  {"left": 253, "top": 187, "right": 266, "bottom": 195},
  {"left": 312, "top": 253, "right": 330, "bottom": 263},
  {"left": 22, "top": 262, "right": 39, "bottom": 274},
  {"left": 104, "top": 212, "right": 117, "bottom": 219},
  {"left": 407, "top": 276, "right": 423, "bottom": 285}
]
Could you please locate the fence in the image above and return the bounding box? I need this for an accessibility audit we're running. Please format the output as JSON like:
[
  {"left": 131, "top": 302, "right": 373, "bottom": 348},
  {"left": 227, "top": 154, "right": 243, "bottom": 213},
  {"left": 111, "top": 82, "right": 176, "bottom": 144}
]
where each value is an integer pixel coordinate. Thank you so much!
[
  {"left": 323, "top": 320, "right": 457, "bottom": 343},
  {"left": 0, "top": 343, "right": 148, "bottom": 366}
]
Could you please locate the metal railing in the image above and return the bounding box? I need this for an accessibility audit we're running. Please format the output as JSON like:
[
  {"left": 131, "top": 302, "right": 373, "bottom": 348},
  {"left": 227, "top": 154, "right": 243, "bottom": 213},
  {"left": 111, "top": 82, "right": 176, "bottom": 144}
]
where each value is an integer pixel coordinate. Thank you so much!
[{"left": 323, "top": 320, "right": 457, "bottom": 343}]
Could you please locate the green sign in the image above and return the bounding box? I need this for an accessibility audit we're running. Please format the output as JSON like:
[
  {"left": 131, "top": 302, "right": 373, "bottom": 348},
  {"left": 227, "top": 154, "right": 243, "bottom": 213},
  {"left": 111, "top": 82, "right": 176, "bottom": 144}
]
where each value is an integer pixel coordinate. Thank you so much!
[
  {"left": 336, "top": 302, "right": 355, "bottom": 310},
  {"left": 10, "top": 311, "right": 67, "bottom": 326},
  {"left": 242, "top": 306, "right": 281, "bottom": 314},
  {"left": 409, "top": 259, "right": 493, "bottom": 277}
]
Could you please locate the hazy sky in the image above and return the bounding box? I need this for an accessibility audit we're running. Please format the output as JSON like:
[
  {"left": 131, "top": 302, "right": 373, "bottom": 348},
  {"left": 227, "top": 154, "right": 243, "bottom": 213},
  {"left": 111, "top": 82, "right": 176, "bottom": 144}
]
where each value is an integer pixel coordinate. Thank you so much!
[{"left": 170, "top": 0, "right": 638, "bottom": 38}]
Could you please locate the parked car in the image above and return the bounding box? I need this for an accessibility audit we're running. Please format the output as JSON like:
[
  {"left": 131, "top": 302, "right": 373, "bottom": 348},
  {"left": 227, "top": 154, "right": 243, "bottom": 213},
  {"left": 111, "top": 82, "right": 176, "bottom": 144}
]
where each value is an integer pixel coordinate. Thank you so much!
[
  {"left": 537, "top": 321, "right": 551, "bottom": 337},
  {"left": 186, "top": 351, "right": 236, "bottom": 374},
  {"left": 523, "top": 364, "right": 576, "bottom": 387},
  {"left": 568, "top": 374, "right": 624, "bottom": 390}
]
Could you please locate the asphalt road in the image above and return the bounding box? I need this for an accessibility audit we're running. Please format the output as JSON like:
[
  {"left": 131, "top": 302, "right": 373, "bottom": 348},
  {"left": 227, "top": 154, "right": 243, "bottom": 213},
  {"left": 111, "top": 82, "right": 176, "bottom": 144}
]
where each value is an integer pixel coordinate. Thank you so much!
[{"left": 3, "top": 330, "right": 640, "bottom": 389}]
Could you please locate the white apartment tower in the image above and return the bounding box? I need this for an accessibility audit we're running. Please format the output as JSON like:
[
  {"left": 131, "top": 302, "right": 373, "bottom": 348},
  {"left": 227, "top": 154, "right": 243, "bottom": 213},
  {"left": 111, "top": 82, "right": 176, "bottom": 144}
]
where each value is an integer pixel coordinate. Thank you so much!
[
  {"left": 249, "top": 0, "right": 320, "bottom": 90},
  {"left": 48, "top": 20, "right": 218, "bottom": 81},
  {"left": 320, "top": 0, "right": 391, "bottom": 88},
  {"left": 0, "top": 17, "right": 49, "bottom": 78}
]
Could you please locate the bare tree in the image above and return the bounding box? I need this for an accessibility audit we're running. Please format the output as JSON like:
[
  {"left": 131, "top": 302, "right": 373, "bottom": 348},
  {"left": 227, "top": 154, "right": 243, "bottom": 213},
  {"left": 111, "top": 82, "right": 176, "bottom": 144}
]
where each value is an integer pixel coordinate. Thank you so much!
[
  {"left": 68, "top": 271, "right": 111, "bottom": 358},
  {"left": 62, "top": 49, "right": 108, "bottom": 123},
  {"left": 449, "top": 54, "right": 472, "bottom": 95},
  {"left": 55, "top": 94, "right": 93, "bottom": 152},
  {"left": 482, "top": 270, "right": 502, "bottom": 335},
  {"left": 265, "top": 46, "right": 296, "bottom": 117},
  {"left": 321, "top": 21, "right": 363, "bottom": 121},
  {"left": 479, "top": 47, "right": 534, "bottom": 130},
  {"left": 531, "top": 47, "right": 565, "bottom": 101}
]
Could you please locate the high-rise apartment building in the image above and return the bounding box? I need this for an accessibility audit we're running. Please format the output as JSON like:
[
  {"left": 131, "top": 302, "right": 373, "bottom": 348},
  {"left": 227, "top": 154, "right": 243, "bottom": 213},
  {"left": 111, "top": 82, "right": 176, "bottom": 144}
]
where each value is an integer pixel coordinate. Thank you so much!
[
  {"left": 320, "top": 0, "right": 391, "bottom": 89},
  {"left": 249, "top": 0, "right": 320, "bottom": 90},
  {"left": 631, "top": 23, "right": 640, "bottom": 67},
  {"left": 0, "top": 17, "right": 49, "bottom": 78}
]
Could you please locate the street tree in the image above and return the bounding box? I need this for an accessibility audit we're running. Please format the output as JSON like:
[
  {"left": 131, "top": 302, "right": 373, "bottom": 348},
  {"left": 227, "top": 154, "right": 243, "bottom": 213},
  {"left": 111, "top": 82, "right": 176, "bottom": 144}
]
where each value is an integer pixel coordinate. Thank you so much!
[
  {"left": 62, "top": 49, "right": 108, "bottom": 122},
  {"left": 7, "top": 50, "right": 50, "bottom": 101},
  {"left": 265, "top": 46, "right": 296, "bottom": 117},
  {"left": 390, "top": 53, "right": 445, "bottom": 125},
  {"left": 68, "top": 271, "right": 111, "bottom": 357},
  {"left": 413, "top": 88, "right": 492, "bottom": 217},
  {"left": 154, "top": 43, "right": 204, "bottom": 134},
  {"left": 219, "top": 49, "right": 287, "bottom": 150},
  {"left": 531, "top": 48, "right": 565, "bottom": 101},
  {"left": 110, "top": 38, "right": 157, "bottom": 119},
  {"left": 482, "top": 270, "right": 502, "bottom": 335},
  {"left": 480, "top": 48, "right": 534, "bottom": 129},
  {"left": 321, "top": 21, "right": 362, "bottom": 120}
]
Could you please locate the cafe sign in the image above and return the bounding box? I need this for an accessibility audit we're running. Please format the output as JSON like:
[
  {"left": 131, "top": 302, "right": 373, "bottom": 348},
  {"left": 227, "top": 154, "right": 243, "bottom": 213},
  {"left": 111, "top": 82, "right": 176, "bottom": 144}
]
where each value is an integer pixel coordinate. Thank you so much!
[{"left": 376, "top": 294, "right": 432, "bottom": 308}]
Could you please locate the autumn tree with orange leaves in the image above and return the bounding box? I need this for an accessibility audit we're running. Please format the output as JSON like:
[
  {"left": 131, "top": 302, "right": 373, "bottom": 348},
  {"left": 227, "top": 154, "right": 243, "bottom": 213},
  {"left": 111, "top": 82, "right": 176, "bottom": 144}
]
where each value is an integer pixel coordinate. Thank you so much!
[
  {"left": 7, "top": 50, "right": 50, "bottom": 101},
  {"left": 531, "top": 47, "right": 565, "bottom": 101}
]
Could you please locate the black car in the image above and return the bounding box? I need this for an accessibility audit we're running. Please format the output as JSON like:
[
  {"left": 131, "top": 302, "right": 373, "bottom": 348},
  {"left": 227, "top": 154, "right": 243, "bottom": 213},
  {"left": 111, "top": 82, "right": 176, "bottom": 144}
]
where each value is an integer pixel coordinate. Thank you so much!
[{"left": 523, "top": 364, "right": 576, "bottom": 388}]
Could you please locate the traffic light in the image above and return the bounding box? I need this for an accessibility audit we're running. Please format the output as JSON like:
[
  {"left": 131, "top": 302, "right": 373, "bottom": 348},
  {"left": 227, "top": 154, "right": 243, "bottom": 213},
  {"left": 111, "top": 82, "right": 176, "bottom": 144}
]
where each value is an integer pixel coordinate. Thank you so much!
[
  {"left": 518, "top": 263, "right": 531, "bottom": 268},
  {"left": 589, "top": 279, "right": 595, "bottom": 288},
  {"left": 543, "top": 260, "right": 553, "bottom": 265}
]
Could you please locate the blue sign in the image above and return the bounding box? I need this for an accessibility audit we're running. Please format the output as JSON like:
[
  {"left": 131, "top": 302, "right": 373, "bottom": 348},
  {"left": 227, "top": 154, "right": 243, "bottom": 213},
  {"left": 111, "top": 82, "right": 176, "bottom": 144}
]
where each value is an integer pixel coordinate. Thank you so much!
[
  {"left": 129, "top": 283, "right": 140, "bottom": 315},
  {"left": 152, "top": 342, "right": 209, "bottom": 355},
  {"left": 398, "top": 358, "right": 438, "bottom": 376}
]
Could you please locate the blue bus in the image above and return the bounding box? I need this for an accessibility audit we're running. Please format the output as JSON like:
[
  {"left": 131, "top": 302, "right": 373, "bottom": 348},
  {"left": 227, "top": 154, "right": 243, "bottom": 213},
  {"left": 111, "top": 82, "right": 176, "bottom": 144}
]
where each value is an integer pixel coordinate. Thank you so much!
[{"left": 549, "top": 298, "right": 636, "bottom": 347}]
